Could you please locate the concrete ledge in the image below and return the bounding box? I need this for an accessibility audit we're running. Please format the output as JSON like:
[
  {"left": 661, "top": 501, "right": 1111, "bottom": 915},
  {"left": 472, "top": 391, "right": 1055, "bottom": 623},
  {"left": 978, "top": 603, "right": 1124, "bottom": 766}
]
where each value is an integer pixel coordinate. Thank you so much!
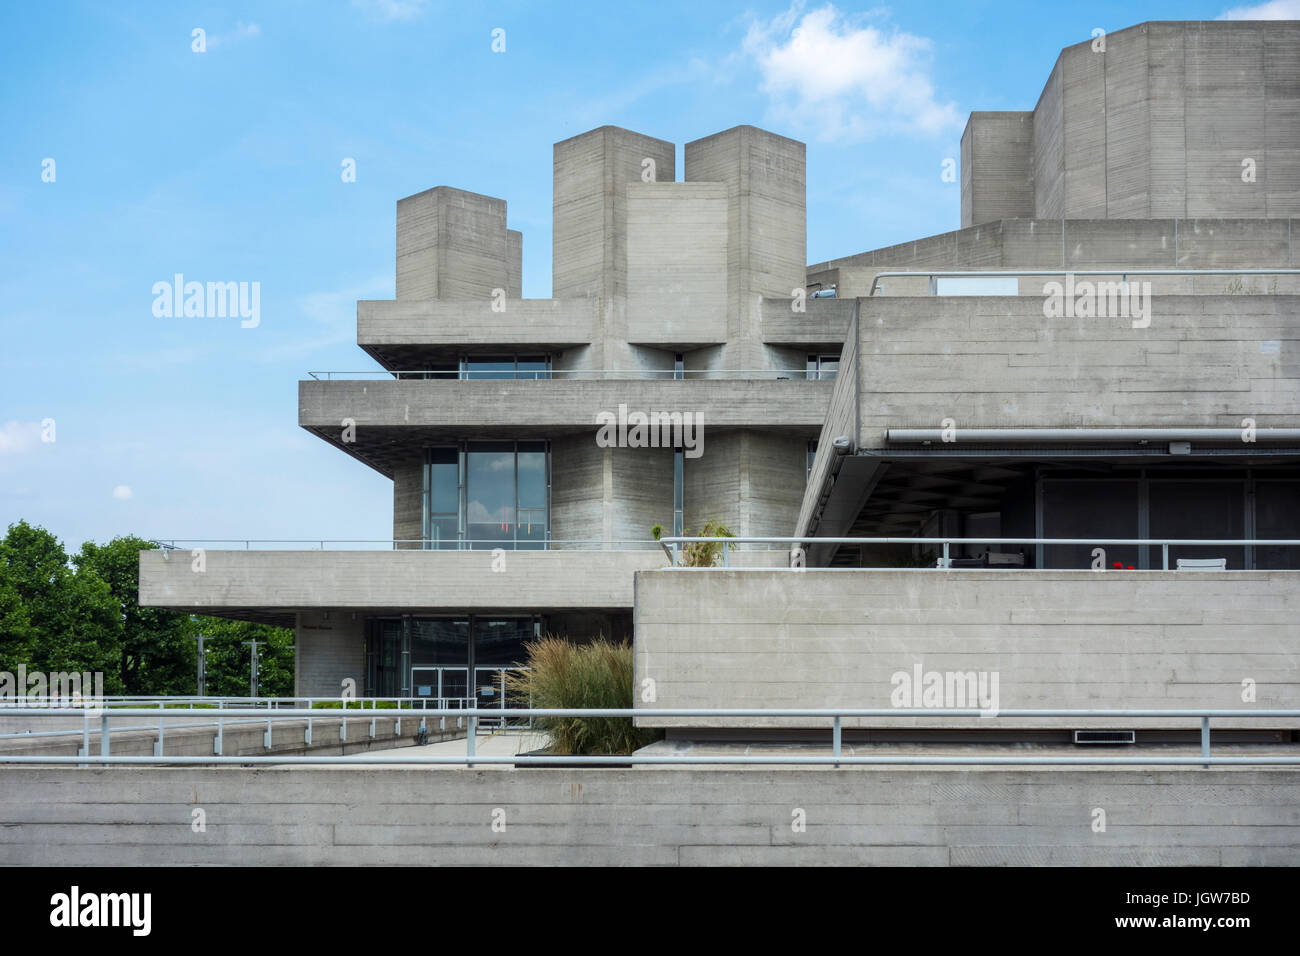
[
  {"left": 299, "top": 378, "right": 834, "bottom": 430},
  {"left": 358, "top": 298, "right": 596, "bottom": 350},
  {"left": 1, "top": 766, "right": 1295, "bottom": 865},
  {"left": 140, "top": 549, "right": 669, "bottom": 613}
]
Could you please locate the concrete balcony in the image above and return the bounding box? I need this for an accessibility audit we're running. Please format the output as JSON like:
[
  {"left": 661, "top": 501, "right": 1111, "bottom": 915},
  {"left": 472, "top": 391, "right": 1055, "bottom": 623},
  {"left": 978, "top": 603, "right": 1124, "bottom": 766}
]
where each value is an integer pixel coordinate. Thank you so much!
[
  {"left": 633, "top": 567, "right": 1300, "bottom": 731},
  {"left": 139, "top": 548, "right": 670, "bottom": 620},
  {"left": 357, "top": 298, "right": 597, "bottom": 367},
  {"left": 760, "top": 296, "right": 855, "bottom": 349},
  {"left": 299, "top": 377, "right": 833, "bottom": 474}
]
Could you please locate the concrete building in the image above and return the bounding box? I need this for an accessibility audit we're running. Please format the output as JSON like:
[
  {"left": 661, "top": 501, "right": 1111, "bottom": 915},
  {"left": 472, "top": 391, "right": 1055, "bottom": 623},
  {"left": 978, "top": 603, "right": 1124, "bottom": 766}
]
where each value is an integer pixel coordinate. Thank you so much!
[
  {"left": 141, "top": 21, "right": 1300, "bottom": 744},
  {"left": 143, "top": 122, "right": 823, "bottom": 704}
]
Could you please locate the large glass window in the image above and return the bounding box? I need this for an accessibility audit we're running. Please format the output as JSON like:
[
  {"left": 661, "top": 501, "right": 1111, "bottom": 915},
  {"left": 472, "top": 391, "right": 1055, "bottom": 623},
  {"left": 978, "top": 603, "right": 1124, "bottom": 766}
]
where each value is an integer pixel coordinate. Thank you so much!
[
  {"left": 516, "top": 442, "right": 547, "bottom": 548},
  {"left": 379, "top": 616, "right": 537, "bottom": 704},
  {"left": 1149, "top": 480, "right": 1245, "bottom": 569},
  {"left": 424, "top": 441, "right": 549, "bottom": 549},
  {"left": 1042, "top": 479, "right": 1140, "bottom": 569},
  {"left": 466, "top": 441, "right": 516, "bottom": 548},
  {"left": 462, "top": 355, "right": 551, "bottom": 380},
  {"left": 425, "top": 447, "right": 460, "bottom": 548},
  {"left": 366, "top": 620, "right": 403, "bottom": 699},
  {"left": 410, "top": 618, "right": 470, "bottom": 704}
]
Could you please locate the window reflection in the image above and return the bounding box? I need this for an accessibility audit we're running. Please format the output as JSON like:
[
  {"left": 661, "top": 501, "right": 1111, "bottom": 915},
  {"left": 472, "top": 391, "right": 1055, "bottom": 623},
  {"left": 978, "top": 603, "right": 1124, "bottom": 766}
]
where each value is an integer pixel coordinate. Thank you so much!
[{"left": 424, "top": 441, "right": 549, "bottom": 549}]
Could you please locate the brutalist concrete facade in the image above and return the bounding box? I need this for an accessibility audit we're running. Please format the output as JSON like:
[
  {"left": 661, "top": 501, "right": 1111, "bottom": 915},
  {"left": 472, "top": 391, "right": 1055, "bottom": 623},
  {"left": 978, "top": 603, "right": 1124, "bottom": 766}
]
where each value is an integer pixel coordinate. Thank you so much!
[
  {"left": 962, "top": 20, "right": 1300, "bottom": 225},
  {"left": 143, "top": 122, "right": 825, "bottom": 698},
  {"left": 141, "top": 21, "right": 1300, "bottom": 714}
]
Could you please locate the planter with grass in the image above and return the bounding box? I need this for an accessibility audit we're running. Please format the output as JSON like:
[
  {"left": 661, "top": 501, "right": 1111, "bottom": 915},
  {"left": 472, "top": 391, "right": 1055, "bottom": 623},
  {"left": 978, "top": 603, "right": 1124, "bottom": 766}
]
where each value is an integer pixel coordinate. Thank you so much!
[{"left": 506, "top": 636, "right": 660, "bottom": 763}]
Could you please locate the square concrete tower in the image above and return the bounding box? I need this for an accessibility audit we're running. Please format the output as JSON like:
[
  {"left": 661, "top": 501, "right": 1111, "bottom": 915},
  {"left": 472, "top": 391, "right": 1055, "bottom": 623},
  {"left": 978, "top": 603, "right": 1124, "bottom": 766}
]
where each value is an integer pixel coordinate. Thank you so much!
[
  {"left": 961, "top": 112, "right": 1034, "bottom": 227},
  {"left": 552, "top": 126, "right": 677, "bottom": 300},
  {"left": 395, "top": 186, "right": 515, "bottom": 300},
  {"left": 684, "top": 126, "right": 806, "bottom": 368}
]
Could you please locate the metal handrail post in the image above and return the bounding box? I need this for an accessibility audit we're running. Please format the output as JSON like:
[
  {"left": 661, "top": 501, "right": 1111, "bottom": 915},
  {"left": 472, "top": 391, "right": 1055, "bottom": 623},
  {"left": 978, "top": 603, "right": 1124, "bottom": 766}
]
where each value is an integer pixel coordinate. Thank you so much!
[
  {"left": 100, "top": 713, "right": 109, "bottom": 757},
  {"left": 833, "top": 716, "right": 842, "bottom": 768},
  {"left": 467, "top": 715, "right": 477, "bottom": 768},
  {"left": 1202, "top": 716, "right": 1211, "bottom": 769}
]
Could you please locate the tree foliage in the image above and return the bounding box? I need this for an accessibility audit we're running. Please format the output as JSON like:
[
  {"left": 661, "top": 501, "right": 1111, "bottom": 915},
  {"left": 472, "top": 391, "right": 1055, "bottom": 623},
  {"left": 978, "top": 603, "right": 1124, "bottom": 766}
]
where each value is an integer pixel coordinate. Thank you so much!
[{"left": 0, "top": 521, "right": 294, "bottom": 698}]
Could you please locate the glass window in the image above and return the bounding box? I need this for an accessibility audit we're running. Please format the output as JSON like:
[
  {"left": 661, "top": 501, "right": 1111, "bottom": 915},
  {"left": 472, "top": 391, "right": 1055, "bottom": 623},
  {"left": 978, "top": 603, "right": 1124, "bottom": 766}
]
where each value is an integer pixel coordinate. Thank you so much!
[
  {"left": 424, "top": 442, "right": 549, "bottom": 549},
  {"left": 1150, "top": 480, "right": 1245, "bottom": 569},
  {"left": 411, "top": 618, "right": 469, "bottom": 667},
  {"left": 466, "top": 441, "right": 516, "bottom": 549},
  {"left": 474, "top": 618, "right": 534, "bottom": 669},
  {"left": 426, "top": 447, "right": 459, "bottom": 549},
  {"left": 1256, "top": 480, "right": 1300, "bottom": 570},
  {"left": 367, "top": 620, "right": 403, "bottom": 699},
  {"left": 422, "top": 363, "right": 458, "bottom": 381},
  {"left": 1042, "top": 479, "right": 1140, "bottom": 570},
  {"left": 516, "top": 356, "right": 550, "bottom": 380},
  {"left": 806, "top": 354, "right": 839, "bottom": 381},
  {"left": 517, "top": 441, "right": 547, "bottom": 549},
  {"left": 462, "top": 355, "right": 550, "bottom": 380},
  {"left": 464, "top": 356, "right": 516, "bottom": 380}
]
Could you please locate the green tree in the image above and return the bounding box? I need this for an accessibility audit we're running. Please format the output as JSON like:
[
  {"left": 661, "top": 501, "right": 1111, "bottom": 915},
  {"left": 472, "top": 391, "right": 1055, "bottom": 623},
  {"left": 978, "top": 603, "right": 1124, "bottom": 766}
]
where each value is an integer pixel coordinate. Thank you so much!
[
  {"left": 75, "top": 536, "right": 196, "bottom": 696},
  {"left": 194, "top": 617, "right": 294, "bottom": 698},
  {"left": 0, "top": 521, "right": 122, "bottom": 690}
]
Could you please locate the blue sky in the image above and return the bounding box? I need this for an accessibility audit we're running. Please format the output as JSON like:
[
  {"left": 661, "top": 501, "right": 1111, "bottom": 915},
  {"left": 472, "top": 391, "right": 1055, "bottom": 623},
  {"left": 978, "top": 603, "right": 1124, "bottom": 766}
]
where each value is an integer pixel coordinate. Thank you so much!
[{"left": 0, "top": 0, "right": 1289, "bottom": 551}]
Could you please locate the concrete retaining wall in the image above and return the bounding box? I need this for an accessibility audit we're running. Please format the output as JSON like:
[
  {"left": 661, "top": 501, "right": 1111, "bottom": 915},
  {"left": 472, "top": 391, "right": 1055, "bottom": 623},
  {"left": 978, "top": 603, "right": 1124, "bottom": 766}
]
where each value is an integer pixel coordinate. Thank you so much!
[{"left": 2, "top": 766, "right": 1295, "bottom": 865}]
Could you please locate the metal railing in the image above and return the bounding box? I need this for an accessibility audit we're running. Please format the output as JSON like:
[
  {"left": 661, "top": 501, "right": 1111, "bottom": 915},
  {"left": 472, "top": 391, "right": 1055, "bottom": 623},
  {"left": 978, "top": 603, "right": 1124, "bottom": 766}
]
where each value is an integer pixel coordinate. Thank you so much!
[
  {"left": 0, "top": 696, "right": 478, "bottom": 756},
  {"left": 1, "top": 705, "right": 1296, "bottom": 767},
  {"left": 657, "top": 536, "right": 1300, "bottom": 569},
  {"left": 867, "top": 268, "right": 1300, "bottom": 297},
  {"left": 148, "top": 538, "right": 663, "bottom": 552},
  {"left": 306, "top": 369, "right": 820, "bottom": 381}
]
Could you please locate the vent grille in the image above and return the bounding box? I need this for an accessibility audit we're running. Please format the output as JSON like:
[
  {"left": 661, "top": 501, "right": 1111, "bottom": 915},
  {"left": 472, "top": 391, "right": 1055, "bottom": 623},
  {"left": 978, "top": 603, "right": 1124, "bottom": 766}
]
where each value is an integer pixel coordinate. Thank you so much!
[{"left": 1073, "top": 730, "right": 1136, "bottom": 745}]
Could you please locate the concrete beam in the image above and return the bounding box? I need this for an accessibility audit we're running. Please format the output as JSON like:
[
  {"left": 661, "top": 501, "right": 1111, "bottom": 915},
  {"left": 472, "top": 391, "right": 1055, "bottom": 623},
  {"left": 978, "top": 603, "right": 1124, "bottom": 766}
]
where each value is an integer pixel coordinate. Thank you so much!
[{"left": 139, "top": 549, "right": 669, "bottom": 613}]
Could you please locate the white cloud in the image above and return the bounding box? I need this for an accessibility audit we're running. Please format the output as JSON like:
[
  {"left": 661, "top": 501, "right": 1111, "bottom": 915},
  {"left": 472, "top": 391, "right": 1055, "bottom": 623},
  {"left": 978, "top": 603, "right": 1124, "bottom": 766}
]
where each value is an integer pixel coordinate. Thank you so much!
[
  {"left": 112, "top": 485, "right": 133, "bottom": 500},
  {"left": 352, "top": 0, "right": 430, "bottom": 22},
  {"left": 743, "top": 3, "right": 961, "bottom": 141},
  {"left": 0, "top": 421, "right": 42, "bottom": 456},
  {"left": 1219, "top": 0, "right": 1300, "bottom": 18}
]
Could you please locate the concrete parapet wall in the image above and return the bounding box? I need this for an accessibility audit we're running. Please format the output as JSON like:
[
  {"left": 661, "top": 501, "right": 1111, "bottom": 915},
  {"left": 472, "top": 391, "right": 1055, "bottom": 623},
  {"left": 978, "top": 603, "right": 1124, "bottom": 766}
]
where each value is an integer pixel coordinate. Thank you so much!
[
  {"left": 139, "top": 549, "right": 670, "bottom": 614},
  {"left": 853, "top": 293, "right": 1300, "bottom": 443},
  {"left": 810, "top": 218, "right": 1300, "bottom": 298},
  {"left": 633, "top": 568, "right": 1300, "bottom": 730},
  {"left": 358, "top": 298, "right": 597, "bottom": 349},
  {"left": 2, "top": 766, "right": 1296, "bottom": 865},
  {"left": 298, "top": 378, "right": 834, "bottom": 429}
]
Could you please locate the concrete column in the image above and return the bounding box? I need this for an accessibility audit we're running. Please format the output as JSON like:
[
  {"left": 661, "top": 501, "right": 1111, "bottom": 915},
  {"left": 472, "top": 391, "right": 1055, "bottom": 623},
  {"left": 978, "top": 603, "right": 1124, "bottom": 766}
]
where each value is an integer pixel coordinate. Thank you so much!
[
  {"left": 295, "top": 611, "right": 366, "bottom": 698},
  {"left": 684, "top": 126, "right": 806, "bottom": 371},
  {"left": 961, "top": 112, "right": 1034, "bottom": 228},
  {"left": 396, "top": 186, "right": 511, "bottom": 300}
]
